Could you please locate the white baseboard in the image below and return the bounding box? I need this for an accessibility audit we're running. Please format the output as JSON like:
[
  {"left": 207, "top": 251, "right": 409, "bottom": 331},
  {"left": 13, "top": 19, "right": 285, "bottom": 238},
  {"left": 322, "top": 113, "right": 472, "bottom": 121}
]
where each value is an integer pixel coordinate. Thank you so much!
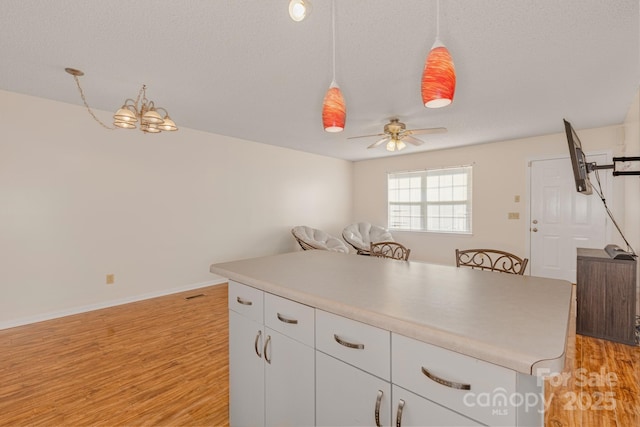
[{"left": 0, "top": 278, "right": 228, "bottom": 331}]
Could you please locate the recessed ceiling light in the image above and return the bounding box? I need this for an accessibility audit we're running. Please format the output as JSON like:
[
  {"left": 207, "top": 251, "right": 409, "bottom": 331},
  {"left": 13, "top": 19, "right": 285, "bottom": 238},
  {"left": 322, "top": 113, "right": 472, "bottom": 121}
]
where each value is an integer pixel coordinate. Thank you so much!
[{"left": 289, "top": 0, "right": 311, "bottom": 22}]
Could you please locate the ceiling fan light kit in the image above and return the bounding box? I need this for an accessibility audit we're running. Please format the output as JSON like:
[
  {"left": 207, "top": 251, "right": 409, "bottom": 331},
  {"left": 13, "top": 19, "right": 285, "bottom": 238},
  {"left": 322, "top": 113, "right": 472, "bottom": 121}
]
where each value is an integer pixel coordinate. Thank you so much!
[
  {"left": 65, "top": 67, "right": 178, "bottom": 134},
  {"left": 348, "top": 118, "right": 447, "bottom": 152}
]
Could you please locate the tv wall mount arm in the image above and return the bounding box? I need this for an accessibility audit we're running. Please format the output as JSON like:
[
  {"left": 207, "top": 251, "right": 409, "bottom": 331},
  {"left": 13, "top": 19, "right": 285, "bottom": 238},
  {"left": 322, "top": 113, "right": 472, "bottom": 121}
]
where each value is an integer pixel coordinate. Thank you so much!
[{"left": 588, "top": 156, "right": 640, "bottom": 176}]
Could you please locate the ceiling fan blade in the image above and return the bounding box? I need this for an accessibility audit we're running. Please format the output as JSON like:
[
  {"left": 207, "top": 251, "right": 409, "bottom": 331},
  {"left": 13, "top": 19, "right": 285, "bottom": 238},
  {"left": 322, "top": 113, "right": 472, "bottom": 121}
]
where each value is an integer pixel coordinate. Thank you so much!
[
  {"left": 403, "top": 135, "right": 424, "bottom": 146},
  {"left": 405, "top": 127, "right": 447, "bottom": 136},
  {"left": 347, "top": 133, "right": 386, "bottom": 140},
  {"left": 368, "top": 137, "right": 390, "bottom": 149}
]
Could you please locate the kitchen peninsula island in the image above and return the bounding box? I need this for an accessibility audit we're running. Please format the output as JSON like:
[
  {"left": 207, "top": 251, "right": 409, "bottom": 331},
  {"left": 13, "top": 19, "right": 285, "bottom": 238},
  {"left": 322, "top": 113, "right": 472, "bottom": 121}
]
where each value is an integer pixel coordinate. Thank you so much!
[{"left": 211, "top": 250, "right": 572, "bottom": 427}]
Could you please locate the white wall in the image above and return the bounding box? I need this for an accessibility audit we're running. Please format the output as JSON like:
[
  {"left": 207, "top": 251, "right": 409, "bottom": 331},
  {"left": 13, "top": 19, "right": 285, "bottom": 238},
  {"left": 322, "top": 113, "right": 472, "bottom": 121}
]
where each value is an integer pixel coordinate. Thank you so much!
[
  {"left": 0, "top": 90, "right": 353, "bottom": 328},
  {"left": 353, "top": 117, "right": 638, "bottom": 267}
]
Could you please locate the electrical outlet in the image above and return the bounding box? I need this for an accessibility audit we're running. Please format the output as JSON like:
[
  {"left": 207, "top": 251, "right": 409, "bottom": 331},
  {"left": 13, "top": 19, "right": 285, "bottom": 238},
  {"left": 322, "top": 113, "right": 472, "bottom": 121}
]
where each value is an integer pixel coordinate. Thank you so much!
[
  {"left": 514, "top": 195, "right": 520, "bottom": 203},
  {"left": 508, "top": 212, "right": 520, "bottom": 220},
  {"left": 106, "top": 274, "right": 115, "bottom": 285}
]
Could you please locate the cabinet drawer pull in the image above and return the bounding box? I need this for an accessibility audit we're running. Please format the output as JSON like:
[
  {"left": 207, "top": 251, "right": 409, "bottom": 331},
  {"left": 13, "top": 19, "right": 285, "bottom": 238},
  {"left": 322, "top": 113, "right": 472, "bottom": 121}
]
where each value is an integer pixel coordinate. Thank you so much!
[
  {"left": 264, "top": 335, "right": 272, "bottom": 364},
  {"left": 334, "top": 334, "right": 365, "bottom": 350},
  {"left": 236, "top": 296, "right": 253, "bottom": 306},
  {"left": 374, "top": 389, "right": 383, "bottom": 427},
  {"left": 395, "top": 399, "right": 405, "bottom": 427},
  {"left": 254, "top": 330, "right": 262, "bottom": 358},
  {"left": 421, "top": 366, "right": 471, "bottom": 390},
  {"left": 277, "top": 313, "right": 298, "bottom": 324}
]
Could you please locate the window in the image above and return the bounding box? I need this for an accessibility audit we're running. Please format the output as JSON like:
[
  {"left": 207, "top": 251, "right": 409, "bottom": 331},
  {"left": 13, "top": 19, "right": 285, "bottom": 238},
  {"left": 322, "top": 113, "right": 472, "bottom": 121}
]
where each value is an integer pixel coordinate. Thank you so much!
[{"left": 388, "top": 166, "right": 472, "bottom": 233}]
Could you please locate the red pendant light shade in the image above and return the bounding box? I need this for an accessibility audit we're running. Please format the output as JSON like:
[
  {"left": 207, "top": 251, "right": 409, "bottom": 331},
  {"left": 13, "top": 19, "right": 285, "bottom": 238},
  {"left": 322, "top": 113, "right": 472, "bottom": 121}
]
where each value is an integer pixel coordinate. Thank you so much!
[
  {"left": 421, "top": 39, "right": 456, "bottom": 108},
  {"left": 322, "top": 80, "right": 346, "bottom": 132}
]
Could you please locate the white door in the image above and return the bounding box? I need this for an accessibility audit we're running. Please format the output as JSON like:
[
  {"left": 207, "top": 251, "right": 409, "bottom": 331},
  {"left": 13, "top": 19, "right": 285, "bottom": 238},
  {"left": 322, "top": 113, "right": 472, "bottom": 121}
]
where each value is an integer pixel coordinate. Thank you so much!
[
  {"left": 264, "top": 328, "right": 315, "bottom": 427},
  {"left": 316, "top": 351, "right": 392, "bottom": 427},
  {"left": 529, "top": 155, "right": 608, "bottom": 282}
]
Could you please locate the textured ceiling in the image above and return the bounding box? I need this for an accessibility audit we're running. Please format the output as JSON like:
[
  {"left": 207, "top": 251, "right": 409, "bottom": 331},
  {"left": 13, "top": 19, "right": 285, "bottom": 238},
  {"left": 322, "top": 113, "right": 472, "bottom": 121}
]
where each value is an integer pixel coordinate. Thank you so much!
[{"left": 1, "top": 0, "right": 638, "bottom": 161}]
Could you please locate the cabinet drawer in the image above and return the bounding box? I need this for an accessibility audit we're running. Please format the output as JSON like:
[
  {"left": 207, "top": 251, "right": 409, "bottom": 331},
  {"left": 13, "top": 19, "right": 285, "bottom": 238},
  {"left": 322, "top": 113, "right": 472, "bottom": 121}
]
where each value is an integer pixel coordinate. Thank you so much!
[
  {"left": 392, "top": 385, "right": 481, "bottom": 426},
  {"left": 228, "top": 280, "right": 263, "bottom": 323},
  {"left": 392, "top": 333, "right": 516, "bottom": 426},
  {"left": 264, "top": 293, "right": 315, "bottom": 347},
  {"left": 316, "top": 310, "right": 390, "bottom": 381}
]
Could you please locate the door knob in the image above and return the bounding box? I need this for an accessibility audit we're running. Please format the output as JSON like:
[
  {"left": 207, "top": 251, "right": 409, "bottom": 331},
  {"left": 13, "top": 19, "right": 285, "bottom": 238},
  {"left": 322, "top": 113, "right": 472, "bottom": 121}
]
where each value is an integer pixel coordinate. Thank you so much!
[
  {"left": 532, "top": 219, "right": 538, "bottom": 224},
  {"left": 532, "top": 228, "right": 538, "bottom": 232}
]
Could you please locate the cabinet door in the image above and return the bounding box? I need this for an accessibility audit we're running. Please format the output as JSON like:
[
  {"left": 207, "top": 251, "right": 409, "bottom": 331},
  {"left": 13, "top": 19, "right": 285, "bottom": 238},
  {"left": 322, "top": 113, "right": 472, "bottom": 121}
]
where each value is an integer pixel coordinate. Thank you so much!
[
  {"left": 392, "top": 386, "right": 481, "bottom": 427},
  {"left": 264, "top": 328, "right": 315, "bottom": 427},
  {"left": 229, "top": 310, "right": 265, "bottom": 427},
  {"left": 316, "top": 351, "right": 391, "bottom": 427}
]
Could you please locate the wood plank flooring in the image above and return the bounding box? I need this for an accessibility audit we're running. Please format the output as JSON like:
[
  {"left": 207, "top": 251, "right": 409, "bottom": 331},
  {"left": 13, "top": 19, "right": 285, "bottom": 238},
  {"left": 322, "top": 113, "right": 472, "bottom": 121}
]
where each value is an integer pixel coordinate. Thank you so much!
[
  {"left": 0, "top": 284, "right": 229, "bottom": 426},
  {"left": 0, "top": 282, "right": 638, "bottom": 426}
]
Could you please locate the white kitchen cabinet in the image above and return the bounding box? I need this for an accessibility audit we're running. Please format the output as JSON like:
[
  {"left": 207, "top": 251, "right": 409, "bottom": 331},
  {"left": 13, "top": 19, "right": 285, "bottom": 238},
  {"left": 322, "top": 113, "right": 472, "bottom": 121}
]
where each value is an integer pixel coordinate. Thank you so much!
[
  {"left": 229, "top": 309, "right": 265, "bottom": 427},
  {"left": 227, "top": 276, "right": 547, "bottom": 427},
  {"left": 316, "top": 309, "right": 391, "bottom": 426},
  {"left": 228, "top": 281, "right": 315, "bottom": 427},
  {"left": 392, "top": 333, "right": 543, "bottom": 427},
  {"left": 316, "top": 351, "right": 391, "bottom": 426},
  {"left": 264, "top": 328, "right": 315, "bottom": 426},
  {"left": 392, "top": 385, "right": 481, "bottom": 427}
]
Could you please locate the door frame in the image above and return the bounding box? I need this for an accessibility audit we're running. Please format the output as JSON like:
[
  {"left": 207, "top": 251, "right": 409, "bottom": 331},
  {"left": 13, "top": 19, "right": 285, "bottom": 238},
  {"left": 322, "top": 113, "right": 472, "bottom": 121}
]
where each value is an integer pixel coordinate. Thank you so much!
[{"left": 525, "top": 150, "right": 613, "bottom": 276}]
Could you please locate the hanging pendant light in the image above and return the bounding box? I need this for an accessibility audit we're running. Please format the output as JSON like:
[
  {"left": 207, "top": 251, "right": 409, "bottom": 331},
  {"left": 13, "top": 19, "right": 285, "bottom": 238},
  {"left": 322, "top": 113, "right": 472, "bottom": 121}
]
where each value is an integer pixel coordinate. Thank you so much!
[
  {"left": 421, "top": 0, "right": 456, "bottom": 108},
  {"left": 322, "top": 0, "right": 346, "bottom": 132},
  {"left": 322, "top": 79, "right": 346, "bottom": 132}
]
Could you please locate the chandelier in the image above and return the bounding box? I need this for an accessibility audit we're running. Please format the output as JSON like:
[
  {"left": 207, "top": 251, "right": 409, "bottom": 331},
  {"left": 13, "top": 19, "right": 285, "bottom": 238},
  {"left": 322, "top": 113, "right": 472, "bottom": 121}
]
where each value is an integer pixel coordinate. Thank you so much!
[{"left": 65, "top": 68, "right": 178, "bottom": 133}]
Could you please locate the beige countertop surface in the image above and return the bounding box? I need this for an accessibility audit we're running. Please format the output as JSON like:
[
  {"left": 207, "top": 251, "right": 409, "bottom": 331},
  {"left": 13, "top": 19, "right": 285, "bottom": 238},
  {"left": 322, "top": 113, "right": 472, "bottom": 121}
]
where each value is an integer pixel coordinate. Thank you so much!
[{"left": 210, "top": 250, "right": 572, "bottom": 375}]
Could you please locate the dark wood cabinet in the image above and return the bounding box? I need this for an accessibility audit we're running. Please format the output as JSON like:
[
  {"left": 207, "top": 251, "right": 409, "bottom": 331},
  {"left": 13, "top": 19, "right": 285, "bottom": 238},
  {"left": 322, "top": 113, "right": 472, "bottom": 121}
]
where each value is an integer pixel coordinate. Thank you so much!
[{"left": 576, "top": 248, "right": 637, "bottom": 345}]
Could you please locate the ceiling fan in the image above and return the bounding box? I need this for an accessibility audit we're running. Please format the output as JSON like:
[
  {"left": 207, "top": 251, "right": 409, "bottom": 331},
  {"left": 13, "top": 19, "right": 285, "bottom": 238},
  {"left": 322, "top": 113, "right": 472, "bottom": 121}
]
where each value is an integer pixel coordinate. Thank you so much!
[{"left": 347, "top": 118, "right": 447, "bottom": 152}]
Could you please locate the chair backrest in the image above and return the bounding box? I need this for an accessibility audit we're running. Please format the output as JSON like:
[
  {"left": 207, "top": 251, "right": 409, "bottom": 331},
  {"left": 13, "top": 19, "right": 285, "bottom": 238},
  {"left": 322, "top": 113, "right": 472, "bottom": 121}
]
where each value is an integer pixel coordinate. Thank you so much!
[
  {"left": 291, "top": 226, "right": 350, "bottom": 253},
  {"left": 455, "top": 249, "right": 528, "bottom": 275},
  {"left": 370, "top": 241, "right": 411, "bottom": 261},
  {"left": 342, "top": 222, "right": 394, "bottom": 255}
]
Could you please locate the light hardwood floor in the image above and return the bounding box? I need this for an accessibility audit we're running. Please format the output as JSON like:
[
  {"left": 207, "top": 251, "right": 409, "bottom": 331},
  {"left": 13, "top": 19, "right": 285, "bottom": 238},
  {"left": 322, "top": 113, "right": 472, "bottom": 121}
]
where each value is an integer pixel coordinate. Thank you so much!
[{"left": 0, "top": 283, "right": 638, "bottom": 426}]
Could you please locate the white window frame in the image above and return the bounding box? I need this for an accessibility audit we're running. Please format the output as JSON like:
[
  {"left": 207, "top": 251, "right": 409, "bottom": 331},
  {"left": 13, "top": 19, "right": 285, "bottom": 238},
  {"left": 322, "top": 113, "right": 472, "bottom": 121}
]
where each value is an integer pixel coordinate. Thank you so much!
[{"left": 387, "top": 166, "right": 472, "bottom": 234}]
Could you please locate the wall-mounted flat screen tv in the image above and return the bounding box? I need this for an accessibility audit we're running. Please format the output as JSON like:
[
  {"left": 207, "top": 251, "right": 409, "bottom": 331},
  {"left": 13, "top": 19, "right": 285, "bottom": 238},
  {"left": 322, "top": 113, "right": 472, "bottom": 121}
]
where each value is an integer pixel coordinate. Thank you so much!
[{"left": 563, "top": 119, "right": 592, "bottom": 194}]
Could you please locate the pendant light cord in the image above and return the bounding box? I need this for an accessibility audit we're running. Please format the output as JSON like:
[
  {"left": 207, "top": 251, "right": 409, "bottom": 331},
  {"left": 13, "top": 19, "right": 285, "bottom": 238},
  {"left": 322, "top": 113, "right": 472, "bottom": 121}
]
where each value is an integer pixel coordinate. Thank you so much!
[
  {"left": 331, "top": 0, "right": 336, "bottom": 81},
  {"left": 436, "top": 0, "right": 440, "bottom": 39}
]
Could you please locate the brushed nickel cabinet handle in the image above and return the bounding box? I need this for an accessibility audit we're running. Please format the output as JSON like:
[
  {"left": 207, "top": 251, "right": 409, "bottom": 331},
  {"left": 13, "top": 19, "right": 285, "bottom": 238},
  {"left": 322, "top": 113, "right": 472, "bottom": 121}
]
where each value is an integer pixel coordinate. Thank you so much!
[
  {"left": 236, "top": 296, "right": 253, "bottom": 306},
  {"left": 264, "top": 335, "right": 272, "bottom": 364},
  {"left": 334, "top": 334, "right": 365, "bottom": 350},
  {"left": 421, "top": 366, "right": 471, "bottom": 390},
  {"left": 395, "top": 399, "right": 405, "bottom": 427},
  {"left": 277, "top": 313, "right": 298, "bottom": 324},
  {"left": 254, "top": 330, "right": 262, "bottom": 358},
  {"left": 374, "top": 389, "right": 383, "bottom": 427}
]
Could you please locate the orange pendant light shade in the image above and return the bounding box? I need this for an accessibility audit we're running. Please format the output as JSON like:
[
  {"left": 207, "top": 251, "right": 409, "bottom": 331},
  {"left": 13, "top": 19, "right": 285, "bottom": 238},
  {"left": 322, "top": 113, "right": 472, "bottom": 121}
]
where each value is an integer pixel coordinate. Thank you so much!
[
  {"left": 322, "top": 80, "right": 346, "bottom": 132},
  {"left": 421, "top": 39, "right": 456, "bottom": 108}
]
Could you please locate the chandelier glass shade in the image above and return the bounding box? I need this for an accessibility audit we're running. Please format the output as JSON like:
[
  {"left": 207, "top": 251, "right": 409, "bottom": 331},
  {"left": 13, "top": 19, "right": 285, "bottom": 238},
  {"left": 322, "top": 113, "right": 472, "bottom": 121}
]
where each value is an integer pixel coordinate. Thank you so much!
[
  {"left": 322, "top": 80, "right": 346, "bottom": 132},
  {"left": 421, "top": 39, "right": 456, "bottom": 108}
]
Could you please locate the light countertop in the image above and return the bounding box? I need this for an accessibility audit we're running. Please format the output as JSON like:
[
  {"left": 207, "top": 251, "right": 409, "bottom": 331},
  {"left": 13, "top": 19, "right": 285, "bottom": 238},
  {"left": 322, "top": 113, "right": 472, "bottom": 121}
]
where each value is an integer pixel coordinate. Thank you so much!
[{"left": 210, "top": 250, "right": 572, "bottom": 375}]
